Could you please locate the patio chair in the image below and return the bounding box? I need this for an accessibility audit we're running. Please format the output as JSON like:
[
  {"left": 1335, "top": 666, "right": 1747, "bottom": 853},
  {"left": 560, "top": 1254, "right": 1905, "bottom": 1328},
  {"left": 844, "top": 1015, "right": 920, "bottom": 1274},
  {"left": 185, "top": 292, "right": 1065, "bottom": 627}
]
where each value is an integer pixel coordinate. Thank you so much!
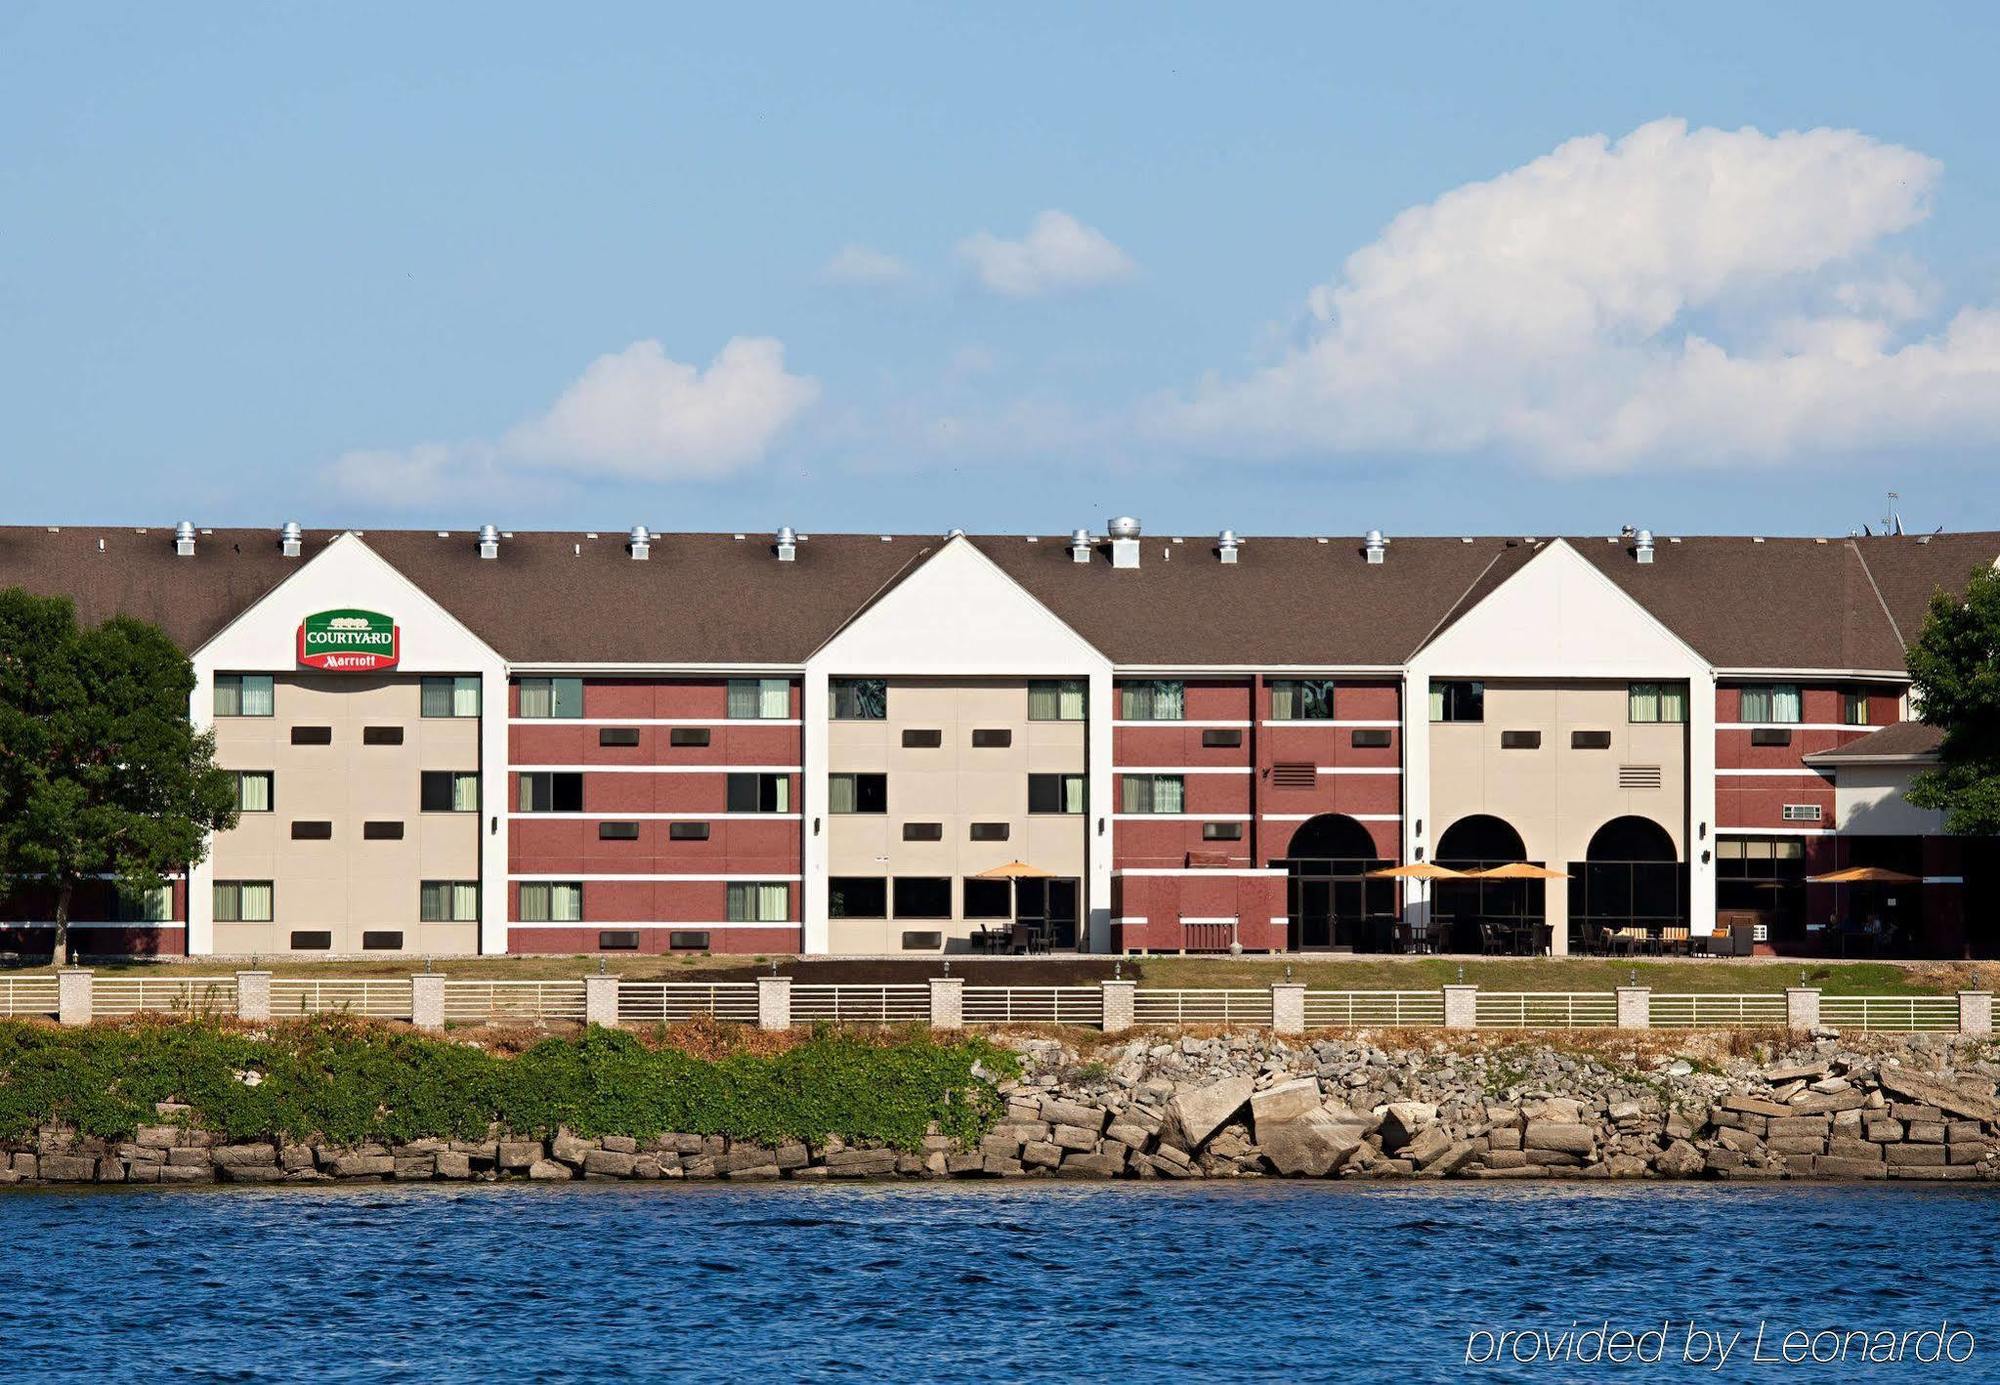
[{"left": 1477, "top": 921, "right": 1507, "bottom": 956}]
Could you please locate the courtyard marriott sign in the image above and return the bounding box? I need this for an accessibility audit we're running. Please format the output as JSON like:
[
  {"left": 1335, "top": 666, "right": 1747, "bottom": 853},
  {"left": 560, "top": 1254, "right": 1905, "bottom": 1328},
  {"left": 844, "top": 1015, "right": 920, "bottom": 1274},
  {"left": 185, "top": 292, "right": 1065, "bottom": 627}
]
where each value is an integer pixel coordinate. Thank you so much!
[{"left": 297, "top": 609, "right": 400, "bottom": 671}]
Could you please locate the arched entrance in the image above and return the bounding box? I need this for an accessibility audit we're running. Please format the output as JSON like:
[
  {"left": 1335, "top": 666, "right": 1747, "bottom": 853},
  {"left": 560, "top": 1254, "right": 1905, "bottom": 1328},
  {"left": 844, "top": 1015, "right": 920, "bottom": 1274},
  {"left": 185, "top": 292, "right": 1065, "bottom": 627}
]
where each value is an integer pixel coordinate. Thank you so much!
[
  {"left": 1433, "top": 815, "right": 1538, "bottom": 952},
  {"left": 1575, "top": 815, "right": 1686, "bottom": 942},
  {"left": 1279, "top": 814, "right": 1391, "bottom": 951}
]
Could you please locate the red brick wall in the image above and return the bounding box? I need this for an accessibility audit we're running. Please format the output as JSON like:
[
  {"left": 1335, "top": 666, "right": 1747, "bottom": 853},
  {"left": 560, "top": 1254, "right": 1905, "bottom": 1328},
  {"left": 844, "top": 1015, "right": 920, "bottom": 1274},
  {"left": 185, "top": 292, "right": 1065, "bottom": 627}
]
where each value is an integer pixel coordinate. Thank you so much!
[
  {"left": 1713, "top": 682, "right": 1891, "bottom": 831},
  {"left": 1112, "top": 871, "right": 1287, "bottom": 952}
]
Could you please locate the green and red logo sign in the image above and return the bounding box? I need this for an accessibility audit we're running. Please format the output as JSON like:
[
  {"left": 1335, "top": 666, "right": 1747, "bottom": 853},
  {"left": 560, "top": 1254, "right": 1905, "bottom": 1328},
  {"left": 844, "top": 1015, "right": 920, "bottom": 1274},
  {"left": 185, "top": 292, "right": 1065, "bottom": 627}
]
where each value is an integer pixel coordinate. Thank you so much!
[{"left": 297, "top": 608, "right": 400, "bottom": 671}]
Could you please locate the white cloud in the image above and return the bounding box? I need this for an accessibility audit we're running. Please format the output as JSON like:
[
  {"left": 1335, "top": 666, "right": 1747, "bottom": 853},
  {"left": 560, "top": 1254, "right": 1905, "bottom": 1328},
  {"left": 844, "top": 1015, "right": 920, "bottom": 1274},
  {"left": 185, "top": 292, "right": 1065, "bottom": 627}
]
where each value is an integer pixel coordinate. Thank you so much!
[
  {"left": 330, "top": 337, "right": 819, "bottom": 503},
  {"left": 957, "top": 210, "right": 1136, "bottom": 297},
  {"left": 1152, "top": 118, "right": 2000, "bottom": 471},
  {"left": 821, "top": 243, "right": 912, "bottom": 286}
]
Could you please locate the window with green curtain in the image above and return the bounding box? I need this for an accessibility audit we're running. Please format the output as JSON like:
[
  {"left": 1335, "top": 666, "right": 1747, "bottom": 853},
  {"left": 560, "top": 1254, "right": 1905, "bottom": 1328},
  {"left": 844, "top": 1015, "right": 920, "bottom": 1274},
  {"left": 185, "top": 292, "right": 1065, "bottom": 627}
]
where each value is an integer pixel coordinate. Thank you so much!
[
  {"left": 519, "top": 883, "right": 549, "bottom": 921},
  {"left": 235, "top": 771, "right": 272, "bottom": 813},
  {"left": 1741, "top": 684, "right": 1801, "bottom": 723},
  {"left": 728, "top": 882, "right": 790, "bottom": 922},
  {"left": 216, "top": 881, "right": 273, "bottom": 923},
  {"left": 115, "top": 884, "right": 171, "bottom": 922},
  {"left": 1121, "top": 774, "right": 1184, "bottom": 813},
  {"left": 1629, "top": 683, "right": 1660, "bottom": 723},
  {"left": 1844, "top": 692, "right": 1871, "bottom": 726},
  {"left": 829, "top": 678, "right": 887, "bottom": 720},
  {"left": 1629, "top": 683, "right": 1688, "bottom": 724},
  {"left": 215, "top": 674, "right": 274, "bottom": 717},
  {"left": 452, "top": 772, "right": 480, "bottom": 812},
  {"left": 422, "top": 881, "right": 480, "bottom": 922},
  {"left": 1271, "top": 679, "right": 1334, "bottom": 720},
  {"left": 1028, "top": 679, "right": 1086, "bottom": 721},
  {"left": 423, "top": 676, "right": 481, "bottom": 717},
  {"left": 240, "top": 882, "right": 272, "bottom": 921},
  {"left": 520, "top": 882, "right": 582, "bottom": 922},
  {"left": 727, "top": 678, "right": 789, "bottom": 718},
  {"left": 1119, "top": 680, "right": 1185, "bottom": 720},
  {"left": 828, "top": 774, "right": 857, "bottom": 814},
  {"left": 518, "top": 678, "right": 552, "bottom": 718}
]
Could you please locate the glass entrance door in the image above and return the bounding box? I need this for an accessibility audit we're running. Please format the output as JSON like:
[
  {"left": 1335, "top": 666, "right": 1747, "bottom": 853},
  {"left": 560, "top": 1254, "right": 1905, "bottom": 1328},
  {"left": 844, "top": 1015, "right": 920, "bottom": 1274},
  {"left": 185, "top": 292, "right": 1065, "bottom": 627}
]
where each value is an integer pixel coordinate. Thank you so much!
[{"left": 1017, "top": 878, "right": 1081, "bottom": 950}]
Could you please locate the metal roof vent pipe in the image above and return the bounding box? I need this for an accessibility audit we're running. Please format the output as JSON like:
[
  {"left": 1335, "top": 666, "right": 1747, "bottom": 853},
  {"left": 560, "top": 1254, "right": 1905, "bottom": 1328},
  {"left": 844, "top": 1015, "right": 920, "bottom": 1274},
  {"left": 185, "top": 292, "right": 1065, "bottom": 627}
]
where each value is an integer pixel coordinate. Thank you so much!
[
  {"left": 627, "top": 524, "right": 652, "bottom": 561},
  {"left": 477, "top": 524, "right": 501, "bottom": 560},
  {"left": 1107, "top": 515, "right": 1141, "bottom": 569},
  {"left": 775, "top": 525, "right": 797, "bottom": 562},
  {"left": 174, "top": 520, "right": 197, "bottom": 557},
  {"left": 280, "top": 520, "right": 303, "bottom": 558},
  {"left": 1069, "top": 528, "right": 1093, "bottom": 564},
  {"left": 1364, "top": 528, "right": 1386, "bottom": 564},
  {"left": 1218, "top": 529, "right": 1240, "bottom": 565},
  {"left": 1635, "top": 528, "right": 1655, "bottom": 565}
]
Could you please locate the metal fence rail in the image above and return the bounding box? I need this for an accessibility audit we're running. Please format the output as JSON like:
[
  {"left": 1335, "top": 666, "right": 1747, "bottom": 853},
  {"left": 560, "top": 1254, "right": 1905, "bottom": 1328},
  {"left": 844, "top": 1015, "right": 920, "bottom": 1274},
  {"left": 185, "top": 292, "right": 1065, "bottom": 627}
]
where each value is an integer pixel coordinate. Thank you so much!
[
  {"left": 790, "top": 984, "right": 931, "bottom": 1024},
  {"left": 441, "top": 980, "right": 586, "bottom": 1024},
  {"left": 0, "top": 976, "right": 60, "bottom": 1018},
  {"left": 962, "top": 986, "right": 1105, "bottom": 1026},
  {"left": 93, "top": 976, "right": 238, "bottom": 1018},
  {"left": 1820, "top": 995, "right": 1961, "bottom": 1032},
  {"left": 1303, "top": 990, "right": 1446, "bottom": 1028},
  {"left": 268, "top": 978, "right": 413, "bottom": 1020},
  {"left": 1132, "top": 988, "right": 1276, "bottom": 1027},
  {"left": 1649, "top": 993, "right": 1789, "bottom": 1028},
  {"left": 1475, "top": 992, "right": 1619, "bottom": 1029},
  {"left": 617, "top": 982, "right": 760, "bottom": 1024}
]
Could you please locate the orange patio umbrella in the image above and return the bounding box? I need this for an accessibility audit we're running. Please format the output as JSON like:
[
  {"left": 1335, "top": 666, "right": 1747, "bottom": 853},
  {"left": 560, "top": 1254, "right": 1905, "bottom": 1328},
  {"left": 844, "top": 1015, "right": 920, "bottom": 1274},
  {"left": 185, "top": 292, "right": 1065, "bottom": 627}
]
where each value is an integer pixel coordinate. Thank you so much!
[
  {"left": 1466, "top": 862, "right": 1571, "bottom": 880},
  {"left": 972, "top": 860, "right": 1056, "bottom": 879},
  {"left": 1807, "top": 866, "right": 1921, "bottom": 885},
  {"left": 1364, "top": 862, "right": 1470, "bottom": 880}
]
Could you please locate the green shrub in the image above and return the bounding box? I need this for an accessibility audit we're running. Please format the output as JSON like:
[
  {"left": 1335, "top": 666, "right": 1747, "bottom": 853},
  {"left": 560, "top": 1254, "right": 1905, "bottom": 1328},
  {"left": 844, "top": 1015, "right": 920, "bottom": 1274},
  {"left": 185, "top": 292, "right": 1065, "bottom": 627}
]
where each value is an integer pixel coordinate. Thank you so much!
[{"left": 0, "top": 1019, "right": 1014, "bottom": 1150}]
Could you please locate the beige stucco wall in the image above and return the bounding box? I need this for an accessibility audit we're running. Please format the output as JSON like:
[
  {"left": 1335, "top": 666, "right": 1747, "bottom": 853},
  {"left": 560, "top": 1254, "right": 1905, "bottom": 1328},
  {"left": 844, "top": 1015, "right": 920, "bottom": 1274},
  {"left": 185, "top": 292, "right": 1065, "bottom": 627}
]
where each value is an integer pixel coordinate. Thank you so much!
[
  {"left": 825, "top": 678, "right": 1086, "bottom": 952},
  {"left": 210, "top": 675, "right": 481, "bottom": 954},
  {"left": 1832, "top": 764, "right": 1945, "bottom": 836}
]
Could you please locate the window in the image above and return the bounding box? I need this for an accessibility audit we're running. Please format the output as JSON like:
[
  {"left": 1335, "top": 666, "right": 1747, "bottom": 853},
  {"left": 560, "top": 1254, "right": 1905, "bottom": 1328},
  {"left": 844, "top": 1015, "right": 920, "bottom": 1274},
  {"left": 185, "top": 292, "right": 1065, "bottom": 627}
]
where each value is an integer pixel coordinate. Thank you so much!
[
  {"left": 1500, "top": 730, "right": 1542, "bottom": 750},
  {"left": 829, "top": 877, "right": 887, "bottom": 918},
  {"left": 962, "top": 879, "right": 1011, "bottom": 918},
  {"left": 971, "top": 729, "right": 1012, "bottom": 748},
  {"left": 828, "top": 772, "right": 887, "bottom": 814},
  {"left": 421, "top": 770, "right": 479, "bottom": 813},
  {"left": 1429, "top": 681, "right": 1484, "bottom": 723},
  {"left": 901, "top": 931, "right": 944, "bottom": 951},
  {"left": 727, "top": 678, "right": 790, "bottom": 719},
  {"left": 214, "top": 674, "right": 273, "bottom": 718},
  {"left": 669, "top": 727, "right": 710, "bottom": 747},
  {"left": 1202, "top": 729, "right": 1244, "bottom": 748},
  {"left": 290, "top": 726, "right": 332, "bottom": 746},
  {"left": 969, "top": 822, "right": 1010, "bottom": 842},
  {"left": 1740, "top": 684, "right": 1801, "bottom": 724},
  {"left": 1028, "top": 773, "right": 1086, "bottom": 814},
  {"left": 362, "top": 931, "right": 403, "bottom": 951},
  {"left": 421, "top": 676, "right": 480, "bottom": 718},
  {"left": 1202, "top": 822, "right": 1244, "bottom": 841},
  {"left": 598, "top": 727, "right": 641, "bottom": 747},
  {"left": 1843, "top": 692, "right": 1872, "bottom": 727},
  {"left": 726, "top": 772, "right": 792, "bottom": 813},
  {"left": 1782, "top": 804, "right": 1824, "bottom": 822},
  {"left": 1119, "top": 680, "right": 1185, "bottom": 721},
  {"left": 903, "top": 822, "right": 943, "bottom": 841},
  {"left": 1351, "top": 729, "right": 1391, "bottom": 749},
  {"left": 233, "top": 771, "right": 273, "bottom": 813},
  {"left": 363, "top": 726, "right": 404, "bottom": 746},
  {"left": 289, "top": 931, "right": 331, "bottom": 951},
  {"left": 1629, "top": 683, "right": 1687, "bottom": 724},
  {"left": 1270, "top": 679, "right": 1335, "bottom": 721},
  {"left": 726, "top": 882, "right": 790, "bottom": 923},
  {"left": 669, "top": 931, "right": 710, "bottom": 951},
  {"left": 519, "top": 882, "right": 582, "bottom": 922},
  {"left": 291, "top": 821, "right": 332, "bottom": 840},
  {"left": 901, "top": 729, "right": 942, "bottom": 748},
  {"left": 420, "top": 881, "right": 479, "bottom": 922},
  {"left": 518, "top": 677, "right": 583, "bottom": 719},
  {"left": 1120, "top": 774, "right": 1186, "bottom": 813},
  {"left": 1571, "top": 730, "right": 1612, "bottom": 750},
  {"left": 518, "top": 772, "right": 584, "bottom": 813},
  {"left": 829, "top": 678, "right": 887, "bottom": 720},
  {"left": 1028, "top": 679, "right": 1087, "bottom": 721},
  {"left": 669, "top": 822, "right": 711, "bottom": 841},
  {"left": 113, "top": 884, "right": 172, "bottom": 923},
  {"left": 893, "top": 877, "right": 951, "bottom": 918},
  {"left": 362, "top": 821, "right": 404, "bottom": 840},
  {"left": 598, "top": 931, "right": 640, "bottom": 951},
  {"left": 214, "top": 881, "right": 273, "bottom": 922},
  {"left": 598, "top": 821, "right": 640, "bottom": 841}
]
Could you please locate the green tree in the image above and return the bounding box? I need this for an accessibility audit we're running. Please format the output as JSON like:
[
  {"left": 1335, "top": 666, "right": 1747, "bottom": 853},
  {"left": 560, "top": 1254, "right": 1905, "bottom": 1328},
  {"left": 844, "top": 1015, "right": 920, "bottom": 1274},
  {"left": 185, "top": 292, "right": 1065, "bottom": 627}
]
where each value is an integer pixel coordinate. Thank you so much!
[
  {"left": 0, "top": 590, "right": 237, "bottom": 962},
  {"left": 1905, "top": 565, "right": 2000, "bottom": 835}
]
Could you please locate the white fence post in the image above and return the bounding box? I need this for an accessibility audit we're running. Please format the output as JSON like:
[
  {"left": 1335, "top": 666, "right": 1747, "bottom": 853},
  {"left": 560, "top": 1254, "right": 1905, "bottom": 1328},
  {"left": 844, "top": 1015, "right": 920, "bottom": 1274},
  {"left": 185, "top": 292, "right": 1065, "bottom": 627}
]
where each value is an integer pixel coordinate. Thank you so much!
[
  {"left": 1271, "top": 982, "right": 1306, "bottom": 1036},
  {"left": 1616, "top": 986, "right": 1650, "bottom": 1030},
  {"left": 584, "top": 973, "right": 620, "bottom": 1027},
  {"left": 1785, "top": 986, "right": 1821, "bottom": 1033},
  {"left": 1101, "top": 979, "right": 1136, "bottom": 1034},
  {"left": 1959, "top": 991, "right": 1992, "bottom": 1037},
  {"left": 757, "top": 975, "right": 792, "bottom": 1031},
  {"left": 411, "top": 974, "right": 446, "bottom": 1031},
  {"left": 57, "top": 969, "right": 92, "bottom": 1027},
  {"left": 928, "top": 976, "right": 964, "bottom": 1030},
  {"left": 1442, "top": 983, "right": 1477, "bottom": 1030},
  {"left": 235, "top": 970, "right": 272, "bottom": 1022}
]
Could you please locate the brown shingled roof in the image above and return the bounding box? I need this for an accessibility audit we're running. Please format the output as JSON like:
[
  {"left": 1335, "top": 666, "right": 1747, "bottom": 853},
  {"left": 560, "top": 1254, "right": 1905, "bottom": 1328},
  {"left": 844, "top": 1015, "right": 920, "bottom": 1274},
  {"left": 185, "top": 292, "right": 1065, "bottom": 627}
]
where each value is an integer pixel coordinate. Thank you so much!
[{"left": 1803, "top": 720, "right": 1944, "bottom": 762}]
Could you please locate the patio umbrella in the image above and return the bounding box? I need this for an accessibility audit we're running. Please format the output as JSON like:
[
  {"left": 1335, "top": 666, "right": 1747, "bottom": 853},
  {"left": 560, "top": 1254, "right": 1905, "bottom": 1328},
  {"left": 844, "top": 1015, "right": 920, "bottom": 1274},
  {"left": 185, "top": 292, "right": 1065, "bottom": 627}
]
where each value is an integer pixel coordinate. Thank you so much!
[
  {"left": 1465, "top": 862, "right": 1571, "bottom": 880},
  {"left": 1806, "top": 866, "right": 1922, "bottom": 885},
  {"left": 1364, "top": 862, "right": 1470, "bottom": 880},
  {"left": 972, "top": 860, "right": 1056, "bottom": 879}
]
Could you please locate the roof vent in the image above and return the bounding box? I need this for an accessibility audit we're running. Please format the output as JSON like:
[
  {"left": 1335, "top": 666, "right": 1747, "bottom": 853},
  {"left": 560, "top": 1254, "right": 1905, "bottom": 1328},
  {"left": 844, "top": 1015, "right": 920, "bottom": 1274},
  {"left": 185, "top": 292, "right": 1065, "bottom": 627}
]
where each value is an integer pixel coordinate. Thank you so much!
[
  {"left": 173, "top": 520, "right": 197, "bottom": 557},
  {"left": 1107, "top": 516, "right": 1141, "bottom": 569},
  {"left": 627, "top": 524, "right": 652, "bottom": 561},
  {"left": 1364, "top": 528, "right": 1386, "bottom": 564},
  {"left": 1634, "top": 528, "right": 1654, "bottom": 565},
  {"left": 1218, "top": 529, "right": 1239, "bottom": 565},
  {"left": 1069, "top": 528, "right": 1093, "bottom": 564},
  {"left": 477, "top": 523, "right": 500, "bottom": 560},
  {"left": 775, "top": 525, "right": 797, "bottom": 562},
  {"left": 280, "top": 520, "right": 303, "bottom": 559}
]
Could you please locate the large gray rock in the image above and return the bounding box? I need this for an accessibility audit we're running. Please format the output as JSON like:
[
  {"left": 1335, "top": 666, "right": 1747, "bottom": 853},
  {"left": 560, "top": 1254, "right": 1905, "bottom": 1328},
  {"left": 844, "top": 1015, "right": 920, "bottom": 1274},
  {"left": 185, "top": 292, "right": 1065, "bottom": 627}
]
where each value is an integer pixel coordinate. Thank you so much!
[
  {"left": 1038, "top": 1097, "right": 1106, "bottom": 1132},
  {"left": 1523, "top": 1122, "right": 1595, "bottom": 1156},
  {"left": 1402, "top": 1124, "right": 1453, "bottom": 1168},
  {"left": 1877, "top": 1069, "right": 1998, "bottom": 1123},
  {"left": 1259, "top": 1107, "right": 1371, "bottom": 1177},
  {"left": 1250, "top": 1078, "right": 1323, "bottom": 1134},
  {"left": 1378, "top": 1102, "right": 1439, "bottom": 1150},
  {"left": 1168, "top": 1077, "right": 1254, "bottom": 1150}
]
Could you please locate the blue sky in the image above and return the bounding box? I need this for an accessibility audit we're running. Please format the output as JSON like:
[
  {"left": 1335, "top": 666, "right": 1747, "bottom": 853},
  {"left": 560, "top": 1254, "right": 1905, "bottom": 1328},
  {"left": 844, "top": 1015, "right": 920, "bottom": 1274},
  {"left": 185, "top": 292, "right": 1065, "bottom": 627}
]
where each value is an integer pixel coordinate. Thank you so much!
[{"left": 6, "top": 3, "right": 2000, "bottom": 538}]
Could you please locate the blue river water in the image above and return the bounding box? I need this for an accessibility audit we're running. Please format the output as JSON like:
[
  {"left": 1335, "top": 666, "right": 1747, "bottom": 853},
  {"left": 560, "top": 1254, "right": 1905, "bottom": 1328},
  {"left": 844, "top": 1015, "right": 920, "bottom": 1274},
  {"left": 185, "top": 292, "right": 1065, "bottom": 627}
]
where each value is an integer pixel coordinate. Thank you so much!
[{"left": 0, "top": 1182, "right": 1995, "bottom": 1382}]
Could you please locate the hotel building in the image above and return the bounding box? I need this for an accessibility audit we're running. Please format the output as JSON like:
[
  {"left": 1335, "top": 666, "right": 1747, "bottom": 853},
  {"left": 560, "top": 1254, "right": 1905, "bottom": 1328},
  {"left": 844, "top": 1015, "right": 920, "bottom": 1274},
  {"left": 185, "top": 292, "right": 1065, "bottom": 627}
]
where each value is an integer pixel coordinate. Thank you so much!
[{"left": 1, "top": 518, "right": 1992, "bottom": 958}]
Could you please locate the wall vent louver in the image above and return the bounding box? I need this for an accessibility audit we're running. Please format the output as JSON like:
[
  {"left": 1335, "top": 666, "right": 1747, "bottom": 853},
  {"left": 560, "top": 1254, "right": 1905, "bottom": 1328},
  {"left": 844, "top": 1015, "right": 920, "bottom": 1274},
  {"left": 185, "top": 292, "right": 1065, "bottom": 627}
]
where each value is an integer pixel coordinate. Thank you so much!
[{"left": 1617, "top": 765, "right": 1664, "bottom": 790}]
